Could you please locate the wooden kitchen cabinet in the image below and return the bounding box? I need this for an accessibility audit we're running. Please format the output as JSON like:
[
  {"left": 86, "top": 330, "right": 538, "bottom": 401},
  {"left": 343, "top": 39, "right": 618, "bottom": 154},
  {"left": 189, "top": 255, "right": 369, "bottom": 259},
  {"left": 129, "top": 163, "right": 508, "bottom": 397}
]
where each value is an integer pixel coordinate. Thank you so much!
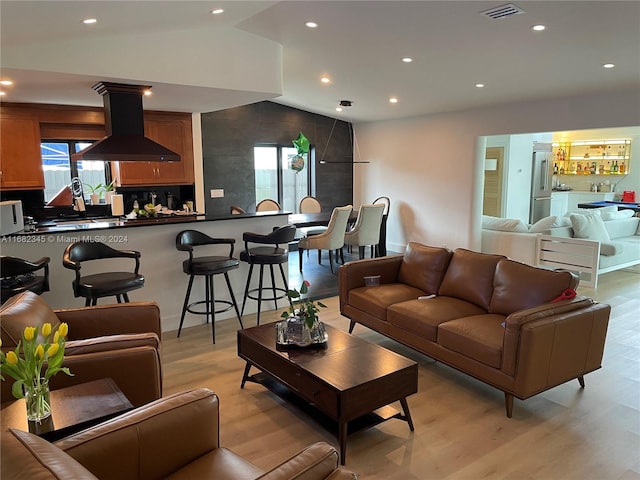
[
  {"left": 112, "top": 113, "right": 194, "bottom": 186},
  {"left": 0, "top": 114, "right": 45, "bottom": 189}
]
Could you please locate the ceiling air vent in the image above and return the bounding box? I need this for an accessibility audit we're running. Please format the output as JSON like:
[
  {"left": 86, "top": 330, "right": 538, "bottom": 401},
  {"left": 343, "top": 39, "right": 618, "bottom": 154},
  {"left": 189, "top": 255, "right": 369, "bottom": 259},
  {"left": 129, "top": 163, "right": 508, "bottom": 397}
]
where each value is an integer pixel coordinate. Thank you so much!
[{"left": 479, "top": 3, "right": 525, "bottom": 19}]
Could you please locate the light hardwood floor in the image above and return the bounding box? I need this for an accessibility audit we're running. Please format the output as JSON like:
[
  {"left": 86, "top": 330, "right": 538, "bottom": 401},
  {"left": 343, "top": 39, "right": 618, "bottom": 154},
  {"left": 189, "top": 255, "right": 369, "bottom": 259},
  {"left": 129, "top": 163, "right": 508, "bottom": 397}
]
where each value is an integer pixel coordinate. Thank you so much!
[{"left": 162, "top": 270, "right": 640, "bottom": 479}]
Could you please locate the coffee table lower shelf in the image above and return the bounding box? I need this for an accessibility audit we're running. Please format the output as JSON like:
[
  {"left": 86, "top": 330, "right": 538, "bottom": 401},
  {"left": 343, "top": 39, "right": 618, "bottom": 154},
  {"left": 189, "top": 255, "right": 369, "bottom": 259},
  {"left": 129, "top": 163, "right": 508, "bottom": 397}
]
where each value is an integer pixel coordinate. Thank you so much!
[{"left": 246, "top": 371, "right": 412, "bottom": 438}]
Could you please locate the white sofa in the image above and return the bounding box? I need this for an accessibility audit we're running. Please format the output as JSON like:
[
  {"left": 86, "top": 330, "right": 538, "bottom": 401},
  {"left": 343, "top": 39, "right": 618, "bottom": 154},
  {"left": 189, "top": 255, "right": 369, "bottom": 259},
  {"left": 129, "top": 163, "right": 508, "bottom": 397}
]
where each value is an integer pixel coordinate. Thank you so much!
[{"left": 481, "top": 210, "right": 640, "bottom": 287}]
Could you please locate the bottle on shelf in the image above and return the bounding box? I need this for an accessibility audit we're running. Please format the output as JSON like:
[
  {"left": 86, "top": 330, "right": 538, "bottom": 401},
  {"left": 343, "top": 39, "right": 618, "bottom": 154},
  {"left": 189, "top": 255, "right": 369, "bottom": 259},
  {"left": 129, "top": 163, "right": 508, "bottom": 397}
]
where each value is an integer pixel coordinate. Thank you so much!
[
  {"left": 619, "top": 160, "right": 626, "bottom": 174},
  {"left": 590, "top": 162, "right": 597, "bottom": 175},
  {"left": 598, "top": 163, "right": 605, "bottom": 175},
  {"left": 553, "top": 163, "right": 559, "bottom": 174},
  {"left": 577, "top": 163, "right": 583, "bottom": 174},
  {"left": 559, "top": 165, "right": 565, "bottom": 174}
]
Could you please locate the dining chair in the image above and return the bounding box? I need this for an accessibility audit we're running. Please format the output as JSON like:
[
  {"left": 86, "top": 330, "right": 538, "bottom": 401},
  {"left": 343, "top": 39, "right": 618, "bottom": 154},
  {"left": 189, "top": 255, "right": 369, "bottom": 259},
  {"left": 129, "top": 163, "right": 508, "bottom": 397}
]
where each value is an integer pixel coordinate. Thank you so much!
[
  {"left": 344, "top": 203, "right": 385, "bottom": 259},
  {"left": 373, "top": 196, "right": 391, "bottom": 256},
  {"left": 299, "top": 196, "right": 322, "bottom": 213},
  {"left": 230, "top": 205, "right": 246, "bottom": 215},
  {"left": 62, "top": 241, "right": 145, "bottom": 306},
  {"left": 298, "top": 205, "right": 353, "bottom": 273},
  {"left": 1, "top": 255, "right": 50, "bottom": 304},
  {"left": 256, "top": 199, "right": 281, "bottom": 212}
]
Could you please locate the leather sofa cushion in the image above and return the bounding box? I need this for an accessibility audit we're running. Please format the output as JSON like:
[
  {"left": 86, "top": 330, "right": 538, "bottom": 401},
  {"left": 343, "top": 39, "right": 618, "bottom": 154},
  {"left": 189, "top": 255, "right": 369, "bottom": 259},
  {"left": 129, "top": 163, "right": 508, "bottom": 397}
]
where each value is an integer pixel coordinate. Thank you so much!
[
  {"left": 2, "top": 429, "right": 98, "bottom": 480},
  {"left": 398, "top": 243, "right": 452, "bottom": 294},
  {"left": 489, "top": 259, "right": 577, "bottom": 315},
  {"left": 0, "top": 291, "right": 60, "bottom": 346},
  {"left": 165, "top": 447, "right": 263, "bottom": 479},
  {"left": 349, "top": 284, "right": 424, "bottom": 320},
  {"left": 437, "top": 314, "right": 506, "bottom": 369},
  {"left": 438, "top": 249, "right": 505, "bottom": 310},
  {"left": 388, "top": 297, "right": 486, "bottom": 342}
]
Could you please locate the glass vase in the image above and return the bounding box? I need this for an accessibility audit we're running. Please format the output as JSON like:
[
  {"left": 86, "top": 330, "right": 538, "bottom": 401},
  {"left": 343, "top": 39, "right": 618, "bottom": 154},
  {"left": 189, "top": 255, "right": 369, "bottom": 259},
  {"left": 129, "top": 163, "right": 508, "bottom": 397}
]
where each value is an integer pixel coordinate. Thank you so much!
[
  {"left": 285, "top": 316, "right": 327, "bottom": 347},
  {"left": 24, "top": 378, "right": 51, "bottom": 422}
]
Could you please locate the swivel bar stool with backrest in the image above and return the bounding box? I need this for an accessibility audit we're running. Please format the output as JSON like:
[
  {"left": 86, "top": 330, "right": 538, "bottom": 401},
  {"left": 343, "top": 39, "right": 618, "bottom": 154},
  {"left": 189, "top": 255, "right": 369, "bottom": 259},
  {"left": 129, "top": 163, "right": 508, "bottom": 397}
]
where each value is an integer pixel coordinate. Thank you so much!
[
  {"left": 240, "top": 224, "right": 296, "bottom": 325},
  {"left": 1, "top": 256, "right": 50, "bottom": 304},
  {"left": 63, "top": 241, "right": 145, "bottom": 306},
  {"left": 175, "top": 230, "right": 243, "bottom": 343}
]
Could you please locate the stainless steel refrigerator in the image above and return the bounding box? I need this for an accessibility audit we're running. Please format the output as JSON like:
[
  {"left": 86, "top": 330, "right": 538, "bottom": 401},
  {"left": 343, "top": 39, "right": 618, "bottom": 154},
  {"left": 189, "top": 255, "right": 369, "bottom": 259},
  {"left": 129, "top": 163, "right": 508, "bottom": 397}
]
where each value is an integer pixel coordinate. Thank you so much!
[{"left": 529, "top": 143, "right": 553, "bottom": 224}]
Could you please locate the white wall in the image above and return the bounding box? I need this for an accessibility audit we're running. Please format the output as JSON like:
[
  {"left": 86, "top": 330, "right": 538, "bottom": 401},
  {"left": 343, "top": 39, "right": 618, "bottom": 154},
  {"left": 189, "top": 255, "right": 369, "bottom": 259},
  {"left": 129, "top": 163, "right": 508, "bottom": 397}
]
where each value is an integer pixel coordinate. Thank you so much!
[{"left": 354, "top": 89, "right": 640, "bottom": 254}]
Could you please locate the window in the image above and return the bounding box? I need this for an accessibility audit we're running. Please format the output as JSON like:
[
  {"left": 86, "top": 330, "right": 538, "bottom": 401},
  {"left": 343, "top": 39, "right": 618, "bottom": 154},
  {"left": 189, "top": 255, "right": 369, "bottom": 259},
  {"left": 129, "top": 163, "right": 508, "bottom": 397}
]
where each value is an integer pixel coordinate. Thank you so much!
[
  {"left": 41, "top": 141, "right": 110, "bottom": 203},
  {"left": 254, "top": 145, "right": 311, "bottom": 212}
]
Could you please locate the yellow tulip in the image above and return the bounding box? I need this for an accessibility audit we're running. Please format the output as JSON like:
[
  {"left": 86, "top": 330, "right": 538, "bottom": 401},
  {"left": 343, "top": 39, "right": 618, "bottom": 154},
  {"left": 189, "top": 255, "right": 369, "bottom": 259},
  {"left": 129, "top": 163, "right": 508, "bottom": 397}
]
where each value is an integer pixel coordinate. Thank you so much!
[
  {"left": 53, "top": 331, "right": 60, "bottom": 343},
  {"left": 42, "top": 323, "right": 52, "bottom": 337},
  {"left": 0, "top": 338, "right": 2, "bottom": 348},
  {"left": 47, "top": 343, "right": 59, "bottom": 357},
  {"left": 58, "top": 323, "right": 69, "bottom": 338},
  {"left": 35, "top": 344, "right": 45, "bottom": 360},
  {"left": 24, "top": 326, "right": 36, "bottom": 341},
  {"left": 6, "top": 351, "right": 18, "bottom": 365}
]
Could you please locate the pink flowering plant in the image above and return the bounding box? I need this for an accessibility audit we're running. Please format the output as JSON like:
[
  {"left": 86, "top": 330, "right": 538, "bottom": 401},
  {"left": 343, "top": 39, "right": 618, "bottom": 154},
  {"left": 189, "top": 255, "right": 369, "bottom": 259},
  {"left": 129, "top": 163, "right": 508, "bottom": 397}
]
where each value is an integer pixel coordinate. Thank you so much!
[{"left": 281, "top": 280, "right": 327, "bottom": 328}]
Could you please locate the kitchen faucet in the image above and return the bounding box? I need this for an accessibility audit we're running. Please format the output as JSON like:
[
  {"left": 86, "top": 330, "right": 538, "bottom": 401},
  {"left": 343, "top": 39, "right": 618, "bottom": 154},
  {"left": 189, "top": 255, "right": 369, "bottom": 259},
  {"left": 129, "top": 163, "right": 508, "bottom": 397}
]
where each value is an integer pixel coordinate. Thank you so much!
[{"left": 150, "top": 191, "right": 157, "bottom": 206}]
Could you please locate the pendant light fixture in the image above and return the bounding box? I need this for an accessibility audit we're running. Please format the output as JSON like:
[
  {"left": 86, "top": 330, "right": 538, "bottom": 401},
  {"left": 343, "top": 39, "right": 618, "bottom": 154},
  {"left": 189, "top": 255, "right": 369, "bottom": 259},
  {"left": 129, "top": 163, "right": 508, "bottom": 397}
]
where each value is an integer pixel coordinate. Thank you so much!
[{"left": 319, "top": 103, "right": 370, "bottom": 164}]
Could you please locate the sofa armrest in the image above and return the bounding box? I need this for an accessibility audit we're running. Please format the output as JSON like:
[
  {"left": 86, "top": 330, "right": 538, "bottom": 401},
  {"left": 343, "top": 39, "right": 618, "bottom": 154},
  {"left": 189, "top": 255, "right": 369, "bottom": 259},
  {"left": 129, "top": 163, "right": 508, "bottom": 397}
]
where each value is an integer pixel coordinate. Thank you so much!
[
  {"left": 54, "top": 302, "right": 161, "bottom": 340},
  {"left": 502, "top": 298, "right": 610, "bottom": 397},
  {"left": 339, "top": 255, "right": 403, "bottom": 312},
  {"left": 258, "top": 442, "right": 353, "bottom": 480},
  {"left": 55, "top": 389, "right": 219, "bottom": 480},
  {"left": 64, "top": 333, "right": 160, "bottom": 356}
]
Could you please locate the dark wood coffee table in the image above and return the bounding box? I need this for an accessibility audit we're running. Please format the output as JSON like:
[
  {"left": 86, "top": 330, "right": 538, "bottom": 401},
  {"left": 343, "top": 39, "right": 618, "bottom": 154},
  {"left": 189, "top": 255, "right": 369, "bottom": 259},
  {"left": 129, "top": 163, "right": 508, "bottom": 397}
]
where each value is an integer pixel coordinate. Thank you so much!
[
  {"left": 1, "top": 378, "right": 133, "bottom": 442},
  {"left": 237, "top": 323, "right": 418, "bottom": 464}
]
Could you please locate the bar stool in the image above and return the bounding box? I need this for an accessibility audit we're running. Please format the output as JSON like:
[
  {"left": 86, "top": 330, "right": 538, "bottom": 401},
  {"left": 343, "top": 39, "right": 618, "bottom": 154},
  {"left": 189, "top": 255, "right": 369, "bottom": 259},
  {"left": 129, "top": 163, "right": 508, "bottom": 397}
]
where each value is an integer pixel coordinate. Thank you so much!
[
  {"left": 176, "top": 230, "right": 243, "bottom": 343},
  {"left": 63, "top": 241, "right": 145, "bottom": 306},
  {"left": 1, "top": 255, "right": 50, "bottom": 304},
  {"left": 240, "top": 224, "right": 296, "bottom": 325}
]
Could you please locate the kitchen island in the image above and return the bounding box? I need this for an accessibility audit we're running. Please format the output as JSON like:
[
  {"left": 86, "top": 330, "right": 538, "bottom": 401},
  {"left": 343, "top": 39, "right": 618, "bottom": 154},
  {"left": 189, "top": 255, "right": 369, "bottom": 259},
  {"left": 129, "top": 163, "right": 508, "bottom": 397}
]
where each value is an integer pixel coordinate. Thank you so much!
[{"left": 1, "top": 211, "right": 291, "bottom": 333}]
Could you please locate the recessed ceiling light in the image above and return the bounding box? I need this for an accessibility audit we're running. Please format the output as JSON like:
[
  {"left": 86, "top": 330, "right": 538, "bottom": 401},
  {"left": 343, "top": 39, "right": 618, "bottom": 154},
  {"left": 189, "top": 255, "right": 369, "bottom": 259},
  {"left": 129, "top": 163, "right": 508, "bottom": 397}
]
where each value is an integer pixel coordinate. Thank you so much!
[
  {"left": 305, "top": 21, "right": 318, "bottom": 28},
  {"left": 402, "top": 57, "right": 413, "bottom": 63},
  {"left": 532, "top": 24, "right": 545, "bottom": 31},
  {"left": 320, "top": 76, "right": 331, "bottom": 84},
  {"left": 0, "top": 80, "right": 13, "bottom": 86},
  {"left": 336, "top": 107, "right": 343, "bottom": 112},
  {"left": 389, "top": 97, "right": 398, "bottom": 104},
  {"left": 602, "top": 63, "right": 615, "bottom": 69},
  {"left": 82, "top": 18, "right": 97, "bottom": 24},
  {"left": 210, "top": 9, "right": 224, "bottom": 15},
  {"left": 475, "top": 83, "right": 485, "bottom": 88}
]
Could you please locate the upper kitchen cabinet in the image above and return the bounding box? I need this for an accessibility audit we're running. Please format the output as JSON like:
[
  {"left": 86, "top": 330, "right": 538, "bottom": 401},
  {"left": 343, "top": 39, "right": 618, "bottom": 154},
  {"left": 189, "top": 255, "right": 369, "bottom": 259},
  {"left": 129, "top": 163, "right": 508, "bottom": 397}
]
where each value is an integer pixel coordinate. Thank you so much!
[
  {"left": 112, "top": 112, "right": 194, "bottom": 186},
  {"left": 0, "top": 113, "right": 45, "bottom": 189},
  {"left": 552, "top": 139, "right": 631, "bottom": 176}
]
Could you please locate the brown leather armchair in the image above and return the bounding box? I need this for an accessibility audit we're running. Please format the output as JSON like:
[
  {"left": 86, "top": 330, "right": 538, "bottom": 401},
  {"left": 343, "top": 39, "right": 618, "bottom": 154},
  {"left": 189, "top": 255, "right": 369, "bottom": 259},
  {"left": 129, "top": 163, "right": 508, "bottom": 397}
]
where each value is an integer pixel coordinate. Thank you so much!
[
  {"left": 2, "top": 388, "right": 357, "bottom": 480},
  {"left": 0, "top": 291, "right": 162, "bottom": 407}
]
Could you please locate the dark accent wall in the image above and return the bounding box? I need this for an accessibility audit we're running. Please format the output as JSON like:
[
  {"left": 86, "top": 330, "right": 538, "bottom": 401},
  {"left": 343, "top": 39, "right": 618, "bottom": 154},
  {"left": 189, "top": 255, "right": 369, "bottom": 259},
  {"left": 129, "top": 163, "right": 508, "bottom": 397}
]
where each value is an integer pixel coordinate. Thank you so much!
[{"left": 201, "top": 101, "right": 353, "bottom": 215}]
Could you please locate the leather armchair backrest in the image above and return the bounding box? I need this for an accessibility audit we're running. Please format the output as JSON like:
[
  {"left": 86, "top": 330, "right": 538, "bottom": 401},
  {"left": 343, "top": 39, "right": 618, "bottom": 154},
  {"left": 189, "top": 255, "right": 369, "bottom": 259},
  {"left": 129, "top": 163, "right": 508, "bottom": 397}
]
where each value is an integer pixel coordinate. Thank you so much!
[
  {"left": 438, "top": 249, "right": 505, "bottom": 310},
  {"left": 489, "top": 259, "right": 578, "bottom": 315},
  {"left": 398, "top": 243, "right": 452, "bottom": 295},
  {"left": 0, "top": 291, "right": 60, "bottom": 346},
  {"left": 2, "top": 429, "right": 98, "bottom": 480}
]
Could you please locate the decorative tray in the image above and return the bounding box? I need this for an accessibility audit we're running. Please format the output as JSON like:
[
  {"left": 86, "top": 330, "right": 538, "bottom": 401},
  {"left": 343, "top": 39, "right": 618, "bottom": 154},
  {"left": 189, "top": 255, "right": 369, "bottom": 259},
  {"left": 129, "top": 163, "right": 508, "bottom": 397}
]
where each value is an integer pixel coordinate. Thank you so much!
[{"left": 275, "top": 320, "right": 328, "bottom": 348}]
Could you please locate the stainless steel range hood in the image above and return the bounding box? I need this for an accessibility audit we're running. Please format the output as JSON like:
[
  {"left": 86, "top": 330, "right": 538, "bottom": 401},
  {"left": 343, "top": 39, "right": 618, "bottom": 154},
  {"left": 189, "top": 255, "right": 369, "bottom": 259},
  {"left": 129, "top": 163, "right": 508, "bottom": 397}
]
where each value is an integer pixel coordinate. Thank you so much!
[{"left": 71, "top": 82, "right": 180, "bottom": 162}]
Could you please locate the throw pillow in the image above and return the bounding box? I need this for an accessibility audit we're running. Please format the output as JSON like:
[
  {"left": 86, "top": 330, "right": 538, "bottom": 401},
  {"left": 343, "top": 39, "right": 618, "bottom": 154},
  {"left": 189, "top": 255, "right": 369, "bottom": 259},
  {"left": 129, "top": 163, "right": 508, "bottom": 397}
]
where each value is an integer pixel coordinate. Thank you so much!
[
  {"left": 570, "top": 213, "right": 611, "bottom": 242},
  {"left": 481, "top": 215, "right": 529, "bottom": 233},
  {"left": 528, "top": 215, "right": 570, "bottom": 233},
  {"left": 600, "top": 209, "right": 635, "bottom": 221}
]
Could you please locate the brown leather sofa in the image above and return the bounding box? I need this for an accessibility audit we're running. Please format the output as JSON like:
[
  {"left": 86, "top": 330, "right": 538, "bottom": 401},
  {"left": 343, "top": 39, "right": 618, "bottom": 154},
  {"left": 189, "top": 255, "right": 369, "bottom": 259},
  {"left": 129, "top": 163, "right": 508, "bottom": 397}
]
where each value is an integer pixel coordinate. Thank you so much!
[
  {"left": 339, "top": 243, "right": 611, "bottom": 417},
  {"left": 0, "top": 291, "right": 162, "bottom": 407},
  {"left": 1, "top": 388, "right": 357, "bottom": 480}
]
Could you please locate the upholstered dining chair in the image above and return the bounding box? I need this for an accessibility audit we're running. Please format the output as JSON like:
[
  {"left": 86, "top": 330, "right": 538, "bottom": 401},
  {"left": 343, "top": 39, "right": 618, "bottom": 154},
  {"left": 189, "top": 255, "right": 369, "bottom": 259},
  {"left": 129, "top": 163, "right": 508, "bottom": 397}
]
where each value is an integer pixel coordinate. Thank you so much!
[
  {"left": 372, "top": 196, "right": 390, "bottom": 256},
  {"left": 299, "top": 196, "right": 322, "bottom": 213},
  {"left": 344, "top": 203, "right": 385, "bottom": 259},
  {"left": 230, "top": 205, "right": 246, "bottom": 215},
  {"left": 256, "top": 199, "right": 281, "bottom": 212},
  {"left": 298, "top": 205, "right": 353, "bottom": 273}
]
